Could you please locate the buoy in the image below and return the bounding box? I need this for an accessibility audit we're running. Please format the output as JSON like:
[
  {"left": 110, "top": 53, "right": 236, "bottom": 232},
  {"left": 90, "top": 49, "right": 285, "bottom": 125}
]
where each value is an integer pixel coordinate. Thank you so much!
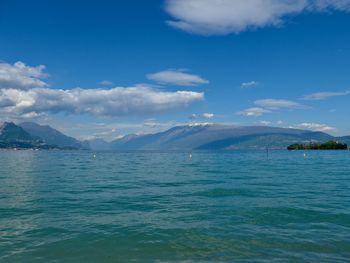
[{"left": 189, "top": 154, "right": 192, "bottom": 159}]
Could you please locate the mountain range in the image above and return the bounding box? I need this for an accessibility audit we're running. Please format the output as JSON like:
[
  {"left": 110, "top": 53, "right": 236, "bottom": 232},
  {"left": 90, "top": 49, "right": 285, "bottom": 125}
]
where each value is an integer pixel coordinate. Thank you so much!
[
  {"left": 106, "top": 124, "right": 337, "bottom": 151},
  {"left": 0, "top": 122, "right": 52, "bottom": 149},
  {"left": 0, "top": 122, "right": 86, "bottom": 150},
  {"left": 19, "top": 122, "right": 87, "bottom": 149},
  {"left": 0, "top": 122, "right": 348, "bottom": 151},
  {"left": 90, "top": 124, "right": 349, "bottom": 151}
]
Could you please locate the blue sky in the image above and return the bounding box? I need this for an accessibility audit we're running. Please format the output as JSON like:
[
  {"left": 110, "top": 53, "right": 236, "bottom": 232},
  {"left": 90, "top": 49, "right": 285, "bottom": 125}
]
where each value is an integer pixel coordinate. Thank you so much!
[{"left": 1, "top": 0, "right": 350, "bottom": 140}]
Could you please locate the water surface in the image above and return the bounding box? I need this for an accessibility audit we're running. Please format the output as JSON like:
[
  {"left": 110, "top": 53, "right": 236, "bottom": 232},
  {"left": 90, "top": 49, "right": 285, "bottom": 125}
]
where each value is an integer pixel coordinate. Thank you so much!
[{"left": 0, "top": 150, "right": 349, "bottom": 262}]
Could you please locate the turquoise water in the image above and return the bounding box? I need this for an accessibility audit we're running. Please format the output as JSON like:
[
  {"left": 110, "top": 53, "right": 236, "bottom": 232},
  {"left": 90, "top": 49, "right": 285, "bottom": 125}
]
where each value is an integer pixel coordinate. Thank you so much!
[{"left": 0, "top": 150, "right": 349, "bottom": 262}]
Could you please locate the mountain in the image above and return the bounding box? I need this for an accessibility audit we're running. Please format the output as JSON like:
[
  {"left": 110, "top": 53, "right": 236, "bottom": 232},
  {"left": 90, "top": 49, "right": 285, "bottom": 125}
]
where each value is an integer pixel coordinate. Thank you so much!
[
  {"left": 0, "top": 122, "right": 35, "bottom": 142},
  {"left": 86, "top": 138, "right": 111, "bottom": 151},
  {"left": 19, "top": 122, "right": 87, "bottom": 149},
  {"left": 0, "top": 122, "right": 87, "bottom": 150},
  {"left": 0, "top": 122, "right": 52, "bottom": 149},
  {"left": 337, "top": 136, "right": 350, "bottom": 145},
  {"left": 1, "top": 121, "right": 345, "bottom": 151},
  {"left": 107, "top": 124, "right": 335, "bottom": 151},
  {"left": 197, "top": 131, "right": 333, "bottom": 150}
]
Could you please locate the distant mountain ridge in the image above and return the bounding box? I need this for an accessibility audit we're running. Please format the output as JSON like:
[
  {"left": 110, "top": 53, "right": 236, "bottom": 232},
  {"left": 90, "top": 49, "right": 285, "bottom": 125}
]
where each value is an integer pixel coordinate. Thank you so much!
[
  {"left": 0, "top": 122, "right": 35, "bottom": 142},
  {"left": 0, "top": 122, "right": 88, "bottom": 149},
  {"left": 1, "top": 121, "right": 349, "bottom": 151},
  {"left": 87, "top": 138, "right": 111, "bottom": 151},
  {"left": 337, "top": 136, "right": 350, "bottom": 145},
  {"left": 106, "top": 124, "right": 337, "bottom": 151},
  {"left": 0, "top": 122, "right": 50, "bottom": 149},
  {"left": 196, "top": 131, "right": 333, "bottom": 150},
  {"left": 19, "top": 122, "right": 87, "bottom": 149}
]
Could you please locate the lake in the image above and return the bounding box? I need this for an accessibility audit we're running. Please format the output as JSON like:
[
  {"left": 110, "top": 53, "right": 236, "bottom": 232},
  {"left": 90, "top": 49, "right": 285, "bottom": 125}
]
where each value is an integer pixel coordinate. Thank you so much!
[{"left": 0, "top": 150, "right": 349, "bottom": 262}]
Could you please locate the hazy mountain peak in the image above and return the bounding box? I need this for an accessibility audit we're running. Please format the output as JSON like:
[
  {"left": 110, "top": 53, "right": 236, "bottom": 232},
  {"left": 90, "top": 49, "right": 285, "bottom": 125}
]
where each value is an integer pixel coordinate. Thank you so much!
[
  {"left": 187, "top": 122, "right": 213, "bottom": 127},
  {"left": 19, "top": 122, "right": 87, "bottom": 149},
  {"left": 0, "top": 122, "right": 35, "bottom": 142}
]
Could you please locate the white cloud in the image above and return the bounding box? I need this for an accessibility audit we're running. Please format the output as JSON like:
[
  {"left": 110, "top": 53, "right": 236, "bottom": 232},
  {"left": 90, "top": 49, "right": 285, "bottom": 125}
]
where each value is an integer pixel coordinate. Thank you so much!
[
  {"left": 190, "top": 112, "right": 215, "bottom": 119},
  {"left": 165, "top": 0, "right": 350, "bottom": 35},
  {"left": 0, "top": 86, "right": 204, "bottom": 118},
  {"left": 255, "top": 99, "right": 305, "bottom": 109},
  {"left": 0, "top": 61, "right": 48, "bottom": 90},
  {"left": 292, "top": 122, "right": 336, "bottom": 132},
  {"left": 239, "top": 97, "right": 307, "bottom": 118},
  {"left": 239, "top": 99, "right": 307, "bottom": 118},
  {"left": 0, "top": 61, "right": 204, "bottom": 119},
  {"left": 202, "top": 113, "right": 214, "bottom": 119},
  {"left": 260, "top": 120, "right": 271, "bottom": 125},
  {"left": 241, "top": 81, "right": 258, "bottom": 88},
  {"left": 188, "top": 122, "right": 213, "bottom": 127},
  {"left": 238, "top": 107, "right": 271, "bottom": 117},
  {"left": 302, "top": 90, "right": 350, "bottom": 100},
  {"left": 99, "top": 80, "right": 114, "bottom": 86},
  {"left": 147, "top": 69, "right": 209, "bottom": 86}
]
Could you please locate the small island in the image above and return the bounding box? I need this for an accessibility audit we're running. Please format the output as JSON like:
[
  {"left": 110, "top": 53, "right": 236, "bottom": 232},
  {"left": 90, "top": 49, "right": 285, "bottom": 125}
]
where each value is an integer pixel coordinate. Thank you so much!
[{"left": 287, "top": 141, "right": 348, "bottom": 150}]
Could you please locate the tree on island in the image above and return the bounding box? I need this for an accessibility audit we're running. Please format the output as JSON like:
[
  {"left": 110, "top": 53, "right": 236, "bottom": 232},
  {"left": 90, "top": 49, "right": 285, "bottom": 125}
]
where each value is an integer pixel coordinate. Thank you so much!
[{"left": 287, "top": 141, "right": 348, "bottom": 150}]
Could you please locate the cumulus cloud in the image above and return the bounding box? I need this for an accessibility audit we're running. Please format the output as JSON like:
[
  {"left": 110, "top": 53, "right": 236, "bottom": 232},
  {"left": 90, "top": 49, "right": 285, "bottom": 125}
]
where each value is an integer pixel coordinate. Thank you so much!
[
  {"left": 0, "top": 86, "right": 204, "bottom": 118},
  {"left": 165, "top": 0, "right": 350, "bottom": 35},
  {"left": 241, "top": 81, "right": 258, "bottom": 88},
  {"left": 238, "top": 107, "right": 271, "bottom": 117},
  {"left": 0, "top": 61, "right": 205, "bottom": 120},
  {"left": 292, "top": 122, "right": 336, "bottom": 132},
  {"left": 255, "top": 99, "right": 305, "bottom": 109},
  {"left": 302, "top": 90, "right": 350, "bottom": 100},
  {"left": 147, "top": 69, "right": 209, "bottom": 86},
  {"left": 0, "top": 61, "right": 48, "bottom": 90}
]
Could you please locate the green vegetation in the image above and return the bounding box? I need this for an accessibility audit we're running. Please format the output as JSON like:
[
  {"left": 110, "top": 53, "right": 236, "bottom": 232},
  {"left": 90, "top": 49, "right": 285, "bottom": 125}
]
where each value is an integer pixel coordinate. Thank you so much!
[{"left": 287, "top": 141, "right": 348, "bottom": 150}]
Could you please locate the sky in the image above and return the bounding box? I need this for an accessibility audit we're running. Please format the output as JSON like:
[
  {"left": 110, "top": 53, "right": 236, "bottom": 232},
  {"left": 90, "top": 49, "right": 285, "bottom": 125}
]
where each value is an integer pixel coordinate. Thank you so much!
[{"left": 1, "top": 0, "right": 350, "bottom": 140}]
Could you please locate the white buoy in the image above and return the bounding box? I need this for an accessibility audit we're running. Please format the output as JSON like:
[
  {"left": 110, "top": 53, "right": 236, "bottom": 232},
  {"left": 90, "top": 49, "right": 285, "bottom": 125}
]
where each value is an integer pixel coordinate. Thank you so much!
[
  {"left": 303, "top": 153, "right": 307, "bottom": 158},
  {"left": 93, "top": 154, "right": 96, "bottom": 158},
  {"left": 189, "top": 154, "right": 192, "bottom": 159}
]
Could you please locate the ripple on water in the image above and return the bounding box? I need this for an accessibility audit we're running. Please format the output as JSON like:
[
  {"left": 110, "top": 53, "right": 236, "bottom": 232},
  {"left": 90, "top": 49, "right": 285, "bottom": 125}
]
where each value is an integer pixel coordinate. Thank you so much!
[{"left": 0, "top": 150, "right": 350, "bottom": 262}]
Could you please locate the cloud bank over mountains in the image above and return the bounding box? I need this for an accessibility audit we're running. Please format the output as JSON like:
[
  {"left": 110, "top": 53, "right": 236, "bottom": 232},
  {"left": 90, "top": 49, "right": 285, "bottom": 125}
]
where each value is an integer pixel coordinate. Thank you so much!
[
  {"left": 165, "top": 0, "right": 350, "bottom": 35},
  {"left": 290, "top": 122, "right": 336, "bottom": 132},
  {"left": 0, "top": 61, "right": 204, "bottom": 119}
]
